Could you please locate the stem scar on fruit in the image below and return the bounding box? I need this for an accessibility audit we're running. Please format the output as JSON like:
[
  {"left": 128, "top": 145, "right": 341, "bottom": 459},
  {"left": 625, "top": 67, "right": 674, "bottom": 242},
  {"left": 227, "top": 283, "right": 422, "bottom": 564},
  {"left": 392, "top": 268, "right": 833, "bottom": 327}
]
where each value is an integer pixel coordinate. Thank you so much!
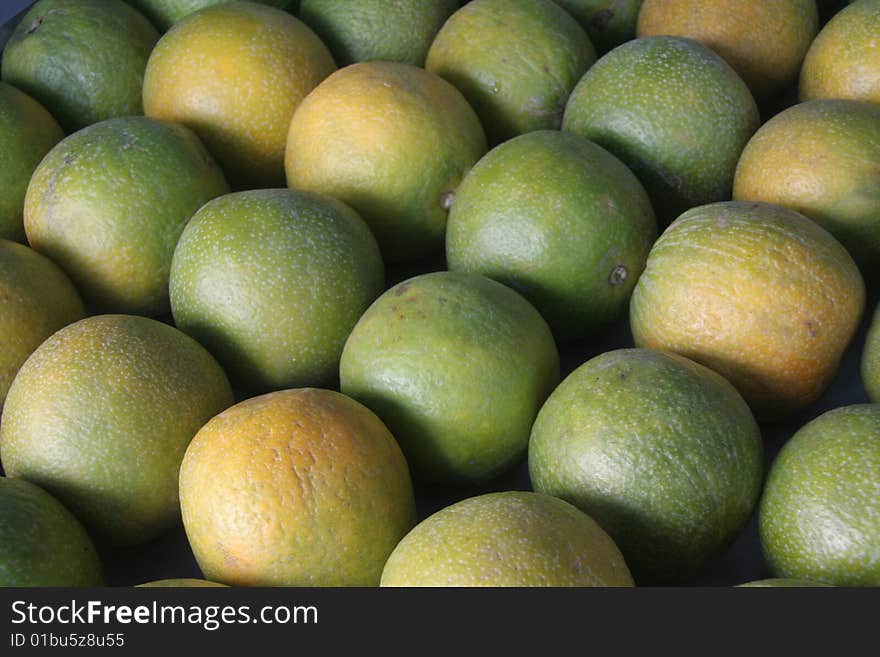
[{"left": 609, "top": 265, "right": 628, "bottom": 286}]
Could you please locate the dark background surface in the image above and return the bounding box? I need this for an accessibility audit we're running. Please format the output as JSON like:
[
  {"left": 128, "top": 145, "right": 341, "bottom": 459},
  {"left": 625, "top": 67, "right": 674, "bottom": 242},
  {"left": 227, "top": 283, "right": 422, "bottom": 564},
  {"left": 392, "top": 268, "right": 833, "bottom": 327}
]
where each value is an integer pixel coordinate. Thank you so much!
[
  {"left": 1, "top": 0, "right": 868, "bottom": 587},
  {"left": 0, "top": 2, "right": 28, "bottom": 25}
]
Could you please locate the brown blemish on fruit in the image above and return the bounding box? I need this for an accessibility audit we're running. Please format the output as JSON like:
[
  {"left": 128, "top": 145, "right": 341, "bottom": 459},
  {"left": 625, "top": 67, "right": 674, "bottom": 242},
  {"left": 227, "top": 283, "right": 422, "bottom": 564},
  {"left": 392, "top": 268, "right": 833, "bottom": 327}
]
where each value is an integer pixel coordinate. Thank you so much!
[
  {"left": 27, "top": 15, "right": 45, "bottom": 34},
  {"left": 590, "top": 9, "right": 614, "bottom": 32},
  {"left": 218, "top": 542, "right": 238, "bottom": 570},
  {"left": 609, "top": 265, "right": 628, "bottom": 286},
  {"left": 25, "top": 9, "right": 61, "bottom": 35},
  {"left": 805, "top": 321, "right": 818, "bottom": 338},
  {"left": 438, "top": 296, "right": 447, "bottom": 305},
  {"left": 395, "top": 283, "right": 410, "bottom": 295}
]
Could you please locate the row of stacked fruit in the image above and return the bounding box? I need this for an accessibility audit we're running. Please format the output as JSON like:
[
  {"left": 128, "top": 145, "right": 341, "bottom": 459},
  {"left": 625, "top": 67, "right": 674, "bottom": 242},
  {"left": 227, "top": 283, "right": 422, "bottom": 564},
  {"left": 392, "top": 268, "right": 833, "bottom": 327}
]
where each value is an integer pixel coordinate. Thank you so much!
[{"left": 0, "top": 0, "right": 878, "bottom": 587}]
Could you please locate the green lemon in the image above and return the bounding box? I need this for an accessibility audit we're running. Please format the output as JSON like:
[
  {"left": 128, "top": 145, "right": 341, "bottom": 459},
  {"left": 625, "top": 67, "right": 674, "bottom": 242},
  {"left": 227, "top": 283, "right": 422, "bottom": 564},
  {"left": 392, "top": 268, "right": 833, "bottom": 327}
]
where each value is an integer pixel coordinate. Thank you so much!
[
  {"left": 446, "top": 129, "right": 655, "bottom": 342},
  {"left": 340, "top": 271, "right": 559, "bottom": 484},
  {"left": 24, "top": 116, "right": 229, "bottom": 316},
  {"left": 0, "top": 81, "right": 63, "bottom": 242},
  {"left": 426, "top": 0, "right": 596, "bottom": 144},
  {"left": 298, "top": 0, "right": 458, "bottom": 66},
  {"left": 1, "top": 0, "right": 159, "bottom": 132},
  {"left": 529, "top": 348, "right": 763, "bottom": 584},
  {"left": 563, "top": 35, "right": 759, "bottom": 222},
  {"left": 0, "top": 314, "right": 233, "bottom": 546},
  {"left": 170, "top": 189, "right": 384, "bottom": 393},
  {"left": 381, "top": 491, "right": 634, "bottom": 587},
  {"left": 0, "top": 240, "right": 84, "bottom": 408},
  {"left": 759, "top": 404, "right": 880, "bottom": 586},
  {"left": 0, "top": 477, "right": 103, "bottom": 587}
]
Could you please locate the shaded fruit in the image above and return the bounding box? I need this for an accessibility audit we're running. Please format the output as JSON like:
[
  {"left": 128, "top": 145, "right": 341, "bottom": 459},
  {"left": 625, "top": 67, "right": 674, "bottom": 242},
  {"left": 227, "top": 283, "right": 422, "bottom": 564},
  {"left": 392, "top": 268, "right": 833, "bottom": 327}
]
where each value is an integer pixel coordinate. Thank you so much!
[
  {"left": 636, "top": 0, "right": 818, "bottom": 99},
  {"left": 0, "top": 82, "right": 63, "bottom": 242},
  {"left": 426, "top": 0, "right": 596, "bottom": 144},
  {"left": 800, "top": 0, "right": 880, "bottom": 105},
  {"left": 170, "top": 189, "right": 384, "bottom": 393},
  {"left": 861, "top": 302, "right": 880, "bottom": 401},
  {"left": 380, "top": 491, "right": 634, "bottom": 587},
  {"left": 126, "top": 0, "right": 297, "bottom": 31},
  {"left": 136, "top": 578, "right": 226, "bottom": 587},
  {"left": 285, "top": 62, "right": 486, "bottom": 262},
  {"left": 340, "top": 271, "right": 559, "bottom": 484},
  {"left": 630, "top": 201, "right": 864, "bottom": 419},
  {"left": 553, "top": 0, "right": 643, "bottom": 53},
  {"left": 529, "top": 348, "right": 763, "bottom": 584},
  {"left": 736, "top": 578, "right": 831, "bottom": 587},
  {"left": 179, "top": 388, "right": 417, "bottom": 587},
  {"left": 733, "top": 99, "right": 880, "bottom": 278},
  {"left": 759, "top": 404, "right": 880, "bottom": 586},
  {"left": 1, "top": 0, "right": 159, "bottom": 132},
  {"left": 298, "top": 0, "right": 458, "bottom": 66},
  {"left": 0, "top": 315, "right": 233, "bottom": 546},
  {"left": 0, "top": 240, "right": 84, "bottom": 408},
  {"left": 0, "top": 477, "right": 103, "bottom": 587},
  {"left": 563, "top": 36, "right": 759, "bottom": 223},
  {"left": 143, "top": 1, "right": 335, "bottom": 188},
  {"left": 446, "top": 130, "right": 656, "bottom": 342},
  {"left": 24, "top": 116, "right": 229, "bottom": 316}
]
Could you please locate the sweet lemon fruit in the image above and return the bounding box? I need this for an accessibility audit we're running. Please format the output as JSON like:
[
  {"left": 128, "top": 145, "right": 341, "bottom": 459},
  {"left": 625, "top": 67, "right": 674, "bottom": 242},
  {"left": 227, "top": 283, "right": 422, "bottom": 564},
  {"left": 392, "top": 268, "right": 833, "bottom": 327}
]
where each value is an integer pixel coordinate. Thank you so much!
[
  {"left": 630, "top": 201, "right": 864, "bottom": 418},
  {"left": 0, "top": 315, "right": 233, "bottom": 546},
  {"left": 179, "top": 388, "right": 417, "bottom": 587},
  {"left": 143, "top": 1, "right": 335, "bottom": 188},
  {"left": 381, "top": 492, "right": 634, "bottom": 587}
]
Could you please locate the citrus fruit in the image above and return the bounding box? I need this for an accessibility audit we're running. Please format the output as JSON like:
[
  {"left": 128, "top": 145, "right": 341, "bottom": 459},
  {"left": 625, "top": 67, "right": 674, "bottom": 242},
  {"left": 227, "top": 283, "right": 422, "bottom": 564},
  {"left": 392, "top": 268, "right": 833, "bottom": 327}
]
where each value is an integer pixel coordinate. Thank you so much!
[
  {"left": 179, "top": 388, "right": 417, "bottom": 587},
  {"left": 800, "top": 0, "right": 880, "bottom": 105},
  {"left": 562, "top": 35, "right": 759, "bottom": 223},
  {"left": 24, "top": 116, "right": 229, "bottom": 316},
  {"left": 759, "top": 404, "right": 880, "bottom": 586},
  {"left": 285, "top": 61, "right": 487, "bottom": 262},
  {"left": 1, "top": 0, "right": 159, "bottom": 132},
  {"left": 127, "top": 0, "right": 297, "bottom": 30},
  {"left": 426, "top": 0, "right": 596, "bottom": 144},
  {"left": 0, "top": 314, "right": 233, "bottom": 546},
  {"left": 636, "top": 0, "right": 819, "bottom": 99},
  {"left": 630, "top": 201, "right": 864, "bottom": 419},
  {"left": 733, "top": 99, "right": 880, "bottom": 278},
  {"left": 861, "top": 303, "right": 880, "bottom": 401},
  {"left": 0, "top": 477, "right": 103, "bottom": 587},
  {"left": 0, "top": 240, "right": 84, "bottom": 408},
  {"left": 143, "top": 1, "right": 336, "bottom": 188},
  {"left": 298, "top": 0, "right": 458, "bottom": 66},
  {"left": 552, "top": 0, "right": 643, "bottom": 53},
  {"left": 339, "top": 271, "right": 559, "bottom": 484},
  {"left": 169, "top": 189, "right": 384, "bottom": 393},
  {"left": 529, "top": 348, "right": 763, "bottom": 584},
  {"left": 446, "top": 130, "right": 656, "bottom": 342},
  {"left": 380, "top": 491, "right": 634, "bottom": 587},
  {"left": 136, "top": 578, "right": 226, "bottom": 587},
  {"left": 736, "top": 578, "right": 830, "bottom": 587},
  {"left": 0, "top": 81, "right": 63, "bottom": 242}
]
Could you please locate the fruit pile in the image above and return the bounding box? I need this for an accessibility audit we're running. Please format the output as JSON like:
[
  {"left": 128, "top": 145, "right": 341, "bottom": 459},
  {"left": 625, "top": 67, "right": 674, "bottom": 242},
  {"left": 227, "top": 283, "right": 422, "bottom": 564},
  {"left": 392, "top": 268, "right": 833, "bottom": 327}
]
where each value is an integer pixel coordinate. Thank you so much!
[{"left": 1, "top": 0, "right": 878, "bottom": 588}]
